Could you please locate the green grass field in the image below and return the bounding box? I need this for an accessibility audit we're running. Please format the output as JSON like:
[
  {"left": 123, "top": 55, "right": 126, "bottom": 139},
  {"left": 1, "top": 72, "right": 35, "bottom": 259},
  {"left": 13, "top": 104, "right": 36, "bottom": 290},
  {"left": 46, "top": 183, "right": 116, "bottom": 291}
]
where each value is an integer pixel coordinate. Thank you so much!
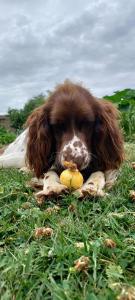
[{"left": 0, "top": 143, "right": 135, "bottom": 300}]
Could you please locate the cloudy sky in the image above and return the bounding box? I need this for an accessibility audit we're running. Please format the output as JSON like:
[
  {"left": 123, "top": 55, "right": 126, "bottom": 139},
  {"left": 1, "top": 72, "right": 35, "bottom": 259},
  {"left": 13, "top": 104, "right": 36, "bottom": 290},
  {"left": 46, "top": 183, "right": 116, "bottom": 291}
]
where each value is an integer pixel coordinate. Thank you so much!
[{"left": 0, "top": 0, "right": 135, "bottom": 114}]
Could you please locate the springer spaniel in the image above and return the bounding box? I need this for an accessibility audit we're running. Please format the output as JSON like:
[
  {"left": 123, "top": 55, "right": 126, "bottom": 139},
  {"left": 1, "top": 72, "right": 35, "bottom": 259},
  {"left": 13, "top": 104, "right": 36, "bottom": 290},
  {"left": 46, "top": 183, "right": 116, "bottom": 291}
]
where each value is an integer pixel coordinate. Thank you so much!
[{"left": 0, "top": 81, "right": 124, "bottom": 198}]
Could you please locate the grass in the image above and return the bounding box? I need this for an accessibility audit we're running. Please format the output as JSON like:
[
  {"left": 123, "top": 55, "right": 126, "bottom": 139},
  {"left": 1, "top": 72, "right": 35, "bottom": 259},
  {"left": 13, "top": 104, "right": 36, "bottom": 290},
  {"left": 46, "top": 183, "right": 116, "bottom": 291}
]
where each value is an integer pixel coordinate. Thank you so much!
[
  {"left": 0, "top": 143, "right": 135, "bottom": 300},
  {"left": 0, "top": 126, "right": 16, "bottom": 146}
]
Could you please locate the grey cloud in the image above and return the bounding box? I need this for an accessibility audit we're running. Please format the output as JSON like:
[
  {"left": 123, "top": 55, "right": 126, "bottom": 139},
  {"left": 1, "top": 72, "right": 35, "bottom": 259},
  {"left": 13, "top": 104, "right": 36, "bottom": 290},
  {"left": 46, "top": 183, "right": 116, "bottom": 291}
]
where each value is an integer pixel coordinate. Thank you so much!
[{"left": 0, "top": 0, "right": 135, "bottom": 114}]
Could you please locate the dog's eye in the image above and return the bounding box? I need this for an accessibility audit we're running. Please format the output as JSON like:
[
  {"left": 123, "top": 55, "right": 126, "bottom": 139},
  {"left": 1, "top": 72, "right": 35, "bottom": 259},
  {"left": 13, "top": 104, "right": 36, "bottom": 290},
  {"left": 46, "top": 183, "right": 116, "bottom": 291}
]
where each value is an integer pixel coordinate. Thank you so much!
[
  {"left": 83, "top": 120, "right": 93, "bottom": 127},
  {"left": 77, "top": 121, "right": 85, "bottom": 130},
  {"left": 77, "top": 120, "right": 93, "bottom": 130},
  {"left": 52, "top": 123, "right": 66, "bottom": 133}
]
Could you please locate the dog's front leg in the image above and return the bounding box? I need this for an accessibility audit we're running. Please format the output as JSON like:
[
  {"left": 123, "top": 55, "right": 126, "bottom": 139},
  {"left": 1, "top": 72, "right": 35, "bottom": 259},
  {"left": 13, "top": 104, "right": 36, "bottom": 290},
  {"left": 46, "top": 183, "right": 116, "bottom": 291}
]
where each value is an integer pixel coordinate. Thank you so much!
[
  {"left": 35, "top": 170, "right": 68, "bottom": 199},
  {"left": 105, "top": 169, "right": 118, "bottom": 189},
  {"left": 74, "top": 171, "right": 106, "bottom": 198}
]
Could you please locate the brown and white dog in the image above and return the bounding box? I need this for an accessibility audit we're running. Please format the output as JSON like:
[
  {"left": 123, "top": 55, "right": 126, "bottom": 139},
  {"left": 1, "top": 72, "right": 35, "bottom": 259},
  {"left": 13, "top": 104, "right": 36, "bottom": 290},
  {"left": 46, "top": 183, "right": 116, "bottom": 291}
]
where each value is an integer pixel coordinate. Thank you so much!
[{"left": 0, "top": 81, "right": 124, "bottom": 197}]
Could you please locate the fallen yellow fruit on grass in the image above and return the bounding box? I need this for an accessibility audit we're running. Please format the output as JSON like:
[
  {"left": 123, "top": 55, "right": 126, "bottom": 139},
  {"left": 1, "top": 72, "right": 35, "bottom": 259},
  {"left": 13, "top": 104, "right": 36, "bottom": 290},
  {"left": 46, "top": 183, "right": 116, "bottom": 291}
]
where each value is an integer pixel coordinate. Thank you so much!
[{"left": 60, "top": 161, "right": 83, "bottom": 190}]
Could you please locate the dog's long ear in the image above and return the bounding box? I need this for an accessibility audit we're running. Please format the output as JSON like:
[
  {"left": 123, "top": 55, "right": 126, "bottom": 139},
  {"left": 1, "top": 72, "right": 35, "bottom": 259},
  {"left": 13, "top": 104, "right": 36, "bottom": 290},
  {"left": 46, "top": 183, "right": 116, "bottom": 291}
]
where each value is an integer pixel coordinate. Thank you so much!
[
  {"left": 25, "top": 103, "right": 55, "bottom": 178},
  {"left": 93, "top": 100, "right": 124, "bottom": 170}
]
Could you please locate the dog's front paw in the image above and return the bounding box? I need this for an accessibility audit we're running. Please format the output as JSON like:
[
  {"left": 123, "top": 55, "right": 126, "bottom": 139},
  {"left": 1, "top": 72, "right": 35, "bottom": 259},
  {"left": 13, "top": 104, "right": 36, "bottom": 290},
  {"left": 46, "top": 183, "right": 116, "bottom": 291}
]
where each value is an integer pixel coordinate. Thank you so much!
[
  {"left": 74, "top": 182, "right": 105, "bottom": 198},
  {"left": 35, "top": 182, "right": 68, "bottom": 199},
  {"left": 73, "top": 172, "right": 106, "bottom": 198}
]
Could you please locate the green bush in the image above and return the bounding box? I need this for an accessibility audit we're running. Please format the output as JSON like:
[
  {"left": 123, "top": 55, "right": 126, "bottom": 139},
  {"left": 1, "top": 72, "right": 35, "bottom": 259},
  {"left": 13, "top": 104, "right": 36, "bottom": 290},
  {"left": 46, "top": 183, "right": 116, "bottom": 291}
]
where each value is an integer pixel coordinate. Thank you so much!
[
  {"left": 0, "top": 126, "right": 16, "bottom": 145},
  {"left": 8, "top": 94, "right": 46, "bottom": 130},
  {"left": 120, "top": 106, "right": 135, "bottom": 141},
  {"left": 104, "top": 89, "right": 135, "bottom": 141}
]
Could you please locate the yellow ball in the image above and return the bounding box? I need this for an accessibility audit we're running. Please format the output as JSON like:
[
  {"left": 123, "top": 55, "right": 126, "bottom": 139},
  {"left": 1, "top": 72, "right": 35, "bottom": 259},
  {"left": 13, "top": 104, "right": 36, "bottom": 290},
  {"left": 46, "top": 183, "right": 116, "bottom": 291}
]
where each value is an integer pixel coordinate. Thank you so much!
[{"left": 60, "top": 169, "right": 83, "bottom": 190}]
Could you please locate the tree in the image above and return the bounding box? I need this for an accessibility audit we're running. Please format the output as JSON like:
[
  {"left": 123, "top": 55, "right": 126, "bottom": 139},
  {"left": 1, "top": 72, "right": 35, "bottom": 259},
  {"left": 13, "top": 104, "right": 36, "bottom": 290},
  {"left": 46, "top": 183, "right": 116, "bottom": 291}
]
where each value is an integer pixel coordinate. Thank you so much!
[
  {"left": 104, "top": 89, "right": 135, "bottom": 141},
  {"left": 104, "top": 89, "right": 135, "bottom": 109},
  {"left": 8, "top": 108, "right": 25, "bottom": 131},
  {"left": 8, "top": 94, "right": 46, "bottom": 130}
]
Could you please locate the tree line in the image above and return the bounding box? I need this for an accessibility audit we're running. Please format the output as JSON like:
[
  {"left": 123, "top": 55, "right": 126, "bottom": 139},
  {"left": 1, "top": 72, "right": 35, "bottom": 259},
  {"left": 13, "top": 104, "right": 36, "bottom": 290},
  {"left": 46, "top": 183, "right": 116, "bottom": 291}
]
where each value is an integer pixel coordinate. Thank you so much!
[{"left": 7, "top": 89, "right": 135, "bottom": 141}]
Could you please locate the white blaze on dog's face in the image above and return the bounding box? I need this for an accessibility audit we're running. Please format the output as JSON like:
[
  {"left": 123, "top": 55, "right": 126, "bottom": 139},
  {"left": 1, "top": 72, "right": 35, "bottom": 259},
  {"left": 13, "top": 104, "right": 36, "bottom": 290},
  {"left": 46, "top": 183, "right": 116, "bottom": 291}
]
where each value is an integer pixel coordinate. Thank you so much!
[{"left": 60, "top": 134, "right": 91, "bottom": 170}]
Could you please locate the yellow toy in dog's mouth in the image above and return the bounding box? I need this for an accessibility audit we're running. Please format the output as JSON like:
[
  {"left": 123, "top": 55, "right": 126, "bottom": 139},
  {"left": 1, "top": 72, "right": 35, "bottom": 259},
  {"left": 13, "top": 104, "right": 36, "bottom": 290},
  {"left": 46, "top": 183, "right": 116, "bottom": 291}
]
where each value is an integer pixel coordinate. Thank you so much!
[{"left": 60, "top": 161, "right": 83, "bottom": 190}]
